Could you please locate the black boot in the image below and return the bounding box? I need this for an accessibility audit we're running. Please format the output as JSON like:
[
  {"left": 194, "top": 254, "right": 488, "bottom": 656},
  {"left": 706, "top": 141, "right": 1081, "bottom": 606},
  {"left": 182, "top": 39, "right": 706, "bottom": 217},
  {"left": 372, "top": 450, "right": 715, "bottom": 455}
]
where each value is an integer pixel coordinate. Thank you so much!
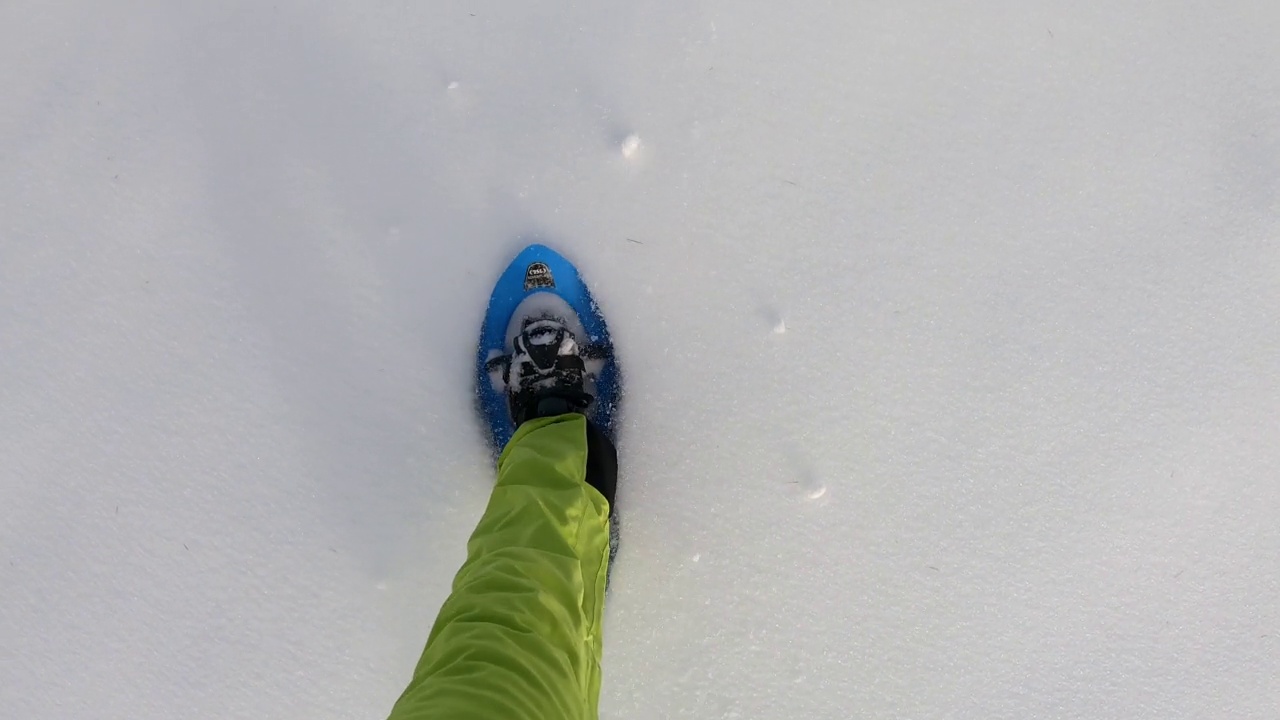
[{"left": 504, "top": 316, "right": 616, "bottom": 509}]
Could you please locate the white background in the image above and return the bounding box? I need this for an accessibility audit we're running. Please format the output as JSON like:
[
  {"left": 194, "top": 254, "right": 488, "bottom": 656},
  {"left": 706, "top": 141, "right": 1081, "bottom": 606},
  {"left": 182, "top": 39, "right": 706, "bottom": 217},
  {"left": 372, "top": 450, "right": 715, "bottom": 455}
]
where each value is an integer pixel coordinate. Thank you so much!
[{"left": 3, "top": 1, "right": 1278, "bottom": 718}]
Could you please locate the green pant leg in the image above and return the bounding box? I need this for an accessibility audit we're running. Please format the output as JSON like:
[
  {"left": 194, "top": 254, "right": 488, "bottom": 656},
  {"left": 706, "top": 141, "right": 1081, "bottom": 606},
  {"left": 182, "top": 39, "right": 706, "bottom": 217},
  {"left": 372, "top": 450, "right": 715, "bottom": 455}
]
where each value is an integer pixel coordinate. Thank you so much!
[{"left": 388, "top": 414, "right": 612, "bottom": 720}]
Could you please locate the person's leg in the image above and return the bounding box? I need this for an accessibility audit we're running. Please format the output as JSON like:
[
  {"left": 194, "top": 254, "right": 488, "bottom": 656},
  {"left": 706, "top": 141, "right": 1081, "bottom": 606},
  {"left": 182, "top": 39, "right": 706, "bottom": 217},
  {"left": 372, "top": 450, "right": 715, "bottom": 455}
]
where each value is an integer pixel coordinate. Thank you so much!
[{"left": 388, "top": 413, "right": 615, "bottom": 720}]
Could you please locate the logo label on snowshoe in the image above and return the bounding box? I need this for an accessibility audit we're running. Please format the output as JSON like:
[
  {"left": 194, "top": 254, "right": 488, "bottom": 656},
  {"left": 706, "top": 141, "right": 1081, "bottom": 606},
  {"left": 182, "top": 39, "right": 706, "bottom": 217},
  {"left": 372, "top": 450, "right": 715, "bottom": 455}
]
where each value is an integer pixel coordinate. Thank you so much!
[{"left": 523, "top": 262, "right": 555, "bottom": 291}]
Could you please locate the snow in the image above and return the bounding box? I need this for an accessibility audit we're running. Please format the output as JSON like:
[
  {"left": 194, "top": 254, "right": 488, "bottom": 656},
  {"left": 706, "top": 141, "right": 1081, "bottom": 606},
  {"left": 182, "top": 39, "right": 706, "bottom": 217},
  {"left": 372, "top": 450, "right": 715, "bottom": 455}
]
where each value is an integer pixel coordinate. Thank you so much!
[
  {"left": 2, "top": 0, "right": 1279, "bottom": 718},
  {"left": 621, "top": 134, "right": 642, "bottom": 160}
]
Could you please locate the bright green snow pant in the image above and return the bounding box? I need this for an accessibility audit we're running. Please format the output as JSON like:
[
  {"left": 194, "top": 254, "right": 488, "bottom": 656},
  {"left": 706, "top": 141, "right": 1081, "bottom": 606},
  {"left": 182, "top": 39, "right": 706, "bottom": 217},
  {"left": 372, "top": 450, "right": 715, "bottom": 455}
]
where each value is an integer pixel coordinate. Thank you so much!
[{"left": 388, "top": 414, "right": 612, "bottom": 720}]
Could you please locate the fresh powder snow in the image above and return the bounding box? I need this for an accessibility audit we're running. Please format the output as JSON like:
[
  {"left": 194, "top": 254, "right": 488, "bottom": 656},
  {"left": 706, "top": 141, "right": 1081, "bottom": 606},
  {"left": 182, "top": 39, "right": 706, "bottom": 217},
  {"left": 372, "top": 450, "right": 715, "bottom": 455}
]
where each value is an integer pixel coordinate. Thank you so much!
[{"left": 3, "top": 1, "right": 1278, "bottom": 719}]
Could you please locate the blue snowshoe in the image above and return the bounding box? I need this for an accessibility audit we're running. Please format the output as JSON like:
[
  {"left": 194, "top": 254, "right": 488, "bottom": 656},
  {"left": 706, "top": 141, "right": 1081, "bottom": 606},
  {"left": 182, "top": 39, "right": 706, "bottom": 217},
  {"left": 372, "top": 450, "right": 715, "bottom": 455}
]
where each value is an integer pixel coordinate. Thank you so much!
[{"left": 475, "top": 243, "right": 621, "bottom": 451}]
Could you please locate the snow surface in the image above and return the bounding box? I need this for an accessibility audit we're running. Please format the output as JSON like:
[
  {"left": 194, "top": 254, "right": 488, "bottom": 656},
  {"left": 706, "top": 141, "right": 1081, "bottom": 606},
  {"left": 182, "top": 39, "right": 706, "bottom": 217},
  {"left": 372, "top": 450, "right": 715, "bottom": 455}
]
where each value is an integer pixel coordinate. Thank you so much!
[{"left": 3, "top": 1, "right": 1279, "bottom": 718}]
